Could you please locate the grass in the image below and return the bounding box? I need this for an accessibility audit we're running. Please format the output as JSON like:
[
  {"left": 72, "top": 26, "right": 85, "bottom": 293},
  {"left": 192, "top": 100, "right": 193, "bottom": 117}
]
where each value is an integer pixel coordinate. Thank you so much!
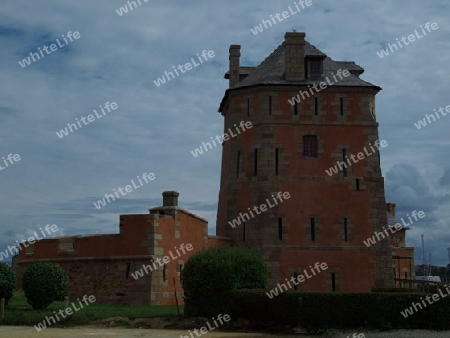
[{"left": 1, "top": 292, "right": 183, "bottom": 326}]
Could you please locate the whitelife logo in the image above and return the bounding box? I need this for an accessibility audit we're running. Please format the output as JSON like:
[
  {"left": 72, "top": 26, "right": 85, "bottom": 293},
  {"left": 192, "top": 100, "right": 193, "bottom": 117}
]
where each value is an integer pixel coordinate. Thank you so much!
[
  {"left": 180, "top": 314, "right": 231, "bottom": 338},
  {"left": 115, "top": 0, "right": 149, "bottom": 16},
  {"left": 400, "top": 286, "right": 450, "bottom": 318},
  {"left": 93, "top": 172, "right": 155, "bottom": 209},
  {"left": 153, "top": 50, "right": 215, "bottom": 87},
  {"left": 266, "top": 262, "right": 328, "bottom": 299},
  {"left": 131, "top": 243, "right": 193, "bottom": 280},
  {"left": 325, "top": 140, "right": 388, "bottom": 176},
  {"left": 228, "top": 192, "right": 291, "bottom": 228},
  {"left": 377, "top": 22, "right": 438, "bottom": 59},
  {"left": 0, "top": 153, "right": 21, "bottom": 172},
  {"left": 363, "top": 210, "right": 425, "bottom": 247},
  {"left": 287, "top": 69, "right": 351, "bottom": 106},
  {"left": 190, "top": 121, "right": 253, "bottom": 158},
  {"left": 18, "top": 31, "right": 81, "bottom": 68},
  {"left": 414, "top": 103, "right": 450, "bottom": 130},
  {"left": 34, "top": 295, "right": 96, "bottom": 331},
  {"left": 0, "top": 224, "right": 59, "bottom": 261},
  {"left": 56, "top": 102, "right": 118, "bottom": 139},
  {"left": 250, "top": 0, "right": 313, "bottom": 35}
]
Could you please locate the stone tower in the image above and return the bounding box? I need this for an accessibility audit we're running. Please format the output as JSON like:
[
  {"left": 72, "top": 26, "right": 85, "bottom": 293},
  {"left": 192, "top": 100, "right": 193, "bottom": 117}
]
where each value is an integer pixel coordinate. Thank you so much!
[{"left": 216, "top": 32, "right": 394, "bottom": 291}]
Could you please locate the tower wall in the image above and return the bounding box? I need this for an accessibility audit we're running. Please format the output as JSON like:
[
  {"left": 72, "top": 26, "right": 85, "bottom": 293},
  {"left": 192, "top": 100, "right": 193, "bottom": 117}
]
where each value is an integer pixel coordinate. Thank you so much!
[{"left": 217, "top": 75, "right": 394, "bottom": 290}]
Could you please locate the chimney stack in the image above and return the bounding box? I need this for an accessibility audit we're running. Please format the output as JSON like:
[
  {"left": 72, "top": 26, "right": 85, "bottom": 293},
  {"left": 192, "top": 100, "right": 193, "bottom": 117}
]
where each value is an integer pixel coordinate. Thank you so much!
[
  {"left": 386, "top": 202, "right": 396, "bottom": 218},
  {"left": 284, "top": 32, "right": 306, "bottom": 81},
  {"left": 229, "top": 45, "right": 241, "bottom": 87},
  {"left": 163, "top": 191, "right": 179, "bottom": 207}
]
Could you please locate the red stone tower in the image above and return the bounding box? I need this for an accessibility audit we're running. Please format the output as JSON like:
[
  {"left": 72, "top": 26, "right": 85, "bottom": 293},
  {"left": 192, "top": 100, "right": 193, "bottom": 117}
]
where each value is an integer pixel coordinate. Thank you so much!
[{"left": 216, "top": 32, "right": 394, "bottom": 291}]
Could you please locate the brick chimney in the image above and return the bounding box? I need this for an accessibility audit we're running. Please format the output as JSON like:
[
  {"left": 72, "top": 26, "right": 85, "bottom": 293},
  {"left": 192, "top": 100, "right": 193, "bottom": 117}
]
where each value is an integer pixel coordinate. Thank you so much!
[
  {"left": 163, "top": 191, "right": 179, "bottom": 207},
  {"left": 229, "top": 45, "right": 241, "bottom": 87},
  {"left": 284, "top": 32, "right": 306, "bottom": 81},
  {"left": 386, "top": 202, "right": 396, "bottom": 218}
]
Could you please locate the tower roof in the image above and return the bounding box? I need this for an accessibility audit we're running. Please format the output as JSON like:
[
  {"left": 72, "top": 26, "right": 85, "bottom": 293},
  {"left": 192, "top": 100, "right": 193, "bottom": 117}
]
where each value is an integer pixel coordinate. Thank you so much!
[{"left": 228, "top": 40, "right": 377, "bottom": 89}]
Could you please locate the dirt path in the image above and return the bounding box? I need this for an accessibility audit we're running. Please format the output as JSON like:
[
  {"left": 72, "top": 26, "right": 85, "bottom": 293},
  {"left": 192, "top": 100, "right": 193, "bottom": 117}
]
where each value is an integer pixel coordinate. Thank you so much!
[
  {"left": 1, "top": 327, "right": 450, "bottom": 338},
  {"left": 0, "top": 326, "right": 266, "bottom": 338}
]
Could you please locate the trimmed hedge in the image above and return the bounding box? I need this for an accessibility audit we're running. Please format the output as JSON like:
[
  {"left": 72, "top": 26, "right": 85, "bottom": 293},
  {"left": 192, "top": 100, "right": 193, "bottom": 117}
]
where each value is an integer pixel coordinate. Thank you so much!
[
  {"left": 185, "top": 289, "right": 450, "bottom": 331},
  {"left": 372, "top": 287, "right": 418, "bottom": 293}
]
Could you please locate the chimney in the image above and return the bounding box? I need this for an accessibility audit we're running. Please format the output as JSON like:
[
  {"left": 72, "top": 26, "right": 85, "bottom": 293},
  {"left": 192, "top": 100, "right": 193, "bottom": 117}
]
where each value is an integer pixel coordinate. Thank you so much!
[
  {"left": 229, "top": 45, "right": 241, "bottom": 87},
  {"left": 163, "top": 191, "right": 179, "bottom": 207},
  {"left": 284, "top": 32, "right": 306, "bottom": 81},
  {"left": 386, "top": 202, "right": 396, "bottom": 218}
]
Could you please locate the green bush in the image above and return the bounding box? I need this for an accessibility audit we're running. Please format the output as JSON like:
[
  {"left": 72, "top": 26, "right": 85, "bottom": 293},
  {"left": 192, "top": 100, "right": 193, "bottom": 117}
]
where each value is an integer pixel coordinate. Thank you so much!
[
  {"left": 22, "top": 262, "right": 68, "bottom": 309},
  {"left": 0, "top": 263, "right": 15, "bottom": 304},
  {"left": 181, "top": 246, "right": 269, "bottom": 315}
]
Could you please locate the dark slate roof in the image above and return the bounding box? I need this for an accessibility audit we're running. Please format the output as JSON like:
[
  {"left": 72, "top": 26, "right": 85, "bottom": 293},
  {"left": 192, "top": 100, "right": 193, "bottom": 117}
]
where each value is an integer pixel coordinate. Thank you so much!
[{"left": 230, "top": 40, "right": 379, "bottom": 90}]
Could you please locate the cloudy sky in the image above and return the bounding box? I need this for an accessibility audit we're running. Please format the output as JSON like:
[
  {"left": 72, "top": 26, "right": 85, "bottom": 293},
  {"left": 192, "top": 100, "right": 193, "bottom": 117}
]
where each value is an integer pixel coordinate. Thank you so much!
[{"left": 1, "top": 1, "right": 449, "bottom": 266}]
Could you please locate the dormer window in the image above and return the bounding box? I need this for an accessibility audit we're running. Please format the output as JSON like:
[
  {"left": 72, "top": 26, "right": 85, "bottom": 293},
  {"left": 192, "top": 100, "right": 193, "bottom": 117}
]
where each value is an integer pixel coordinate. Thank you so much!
[{"left": 306, "top": 57, "right": 323, "bottom": 79}]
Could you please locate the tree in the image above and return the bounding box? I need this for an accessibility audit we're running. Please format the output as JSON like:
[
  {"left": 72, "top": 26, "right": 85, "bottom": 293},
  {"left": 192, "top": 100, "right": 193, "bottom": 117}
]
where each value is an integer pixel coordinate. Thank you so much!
[
  {"left": 0, "top": 262, "right": 15, "bottom": 304},
  {"left": 22, "top": 262, "right": 68, "bottom": 309},
  {"left": 181, "top": 246, "right": 269, "bottom": 299}
]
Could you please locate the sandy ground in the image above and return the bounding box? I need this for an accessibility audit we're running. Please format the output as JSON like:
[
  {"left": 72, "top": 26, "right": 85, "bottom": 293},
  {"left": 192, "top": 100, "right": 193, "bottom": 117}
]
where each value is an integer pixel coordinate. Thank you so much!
[
  {"left": 0, "top": 326, "right": 266, "bottom": 338},
  {"left": 1, "top": 327, "right": 450, "bottom": 338}
]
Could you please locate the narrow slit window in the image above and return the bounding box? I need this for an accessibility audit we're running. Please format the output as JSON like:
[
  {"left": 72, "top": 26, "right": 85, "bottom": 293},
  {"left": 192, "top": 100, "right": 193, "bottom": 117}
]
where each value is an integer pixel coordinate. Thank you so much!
[
  {"left": 278, "top": 218, "right": 282, "bottom": 240},
  {"left": 247, "top": 98, "right": 250, "bottom": 117},
  {"left": 310, "top": 218, "right": 315, "bottom": 242},
  {"left": 254, "top": 149, "right": 258, "bottom": 176},
  {"left": 331, "top": 273, "right": 336, "bottom": 292},
  {"left": 126, "top": 263, "right": 131, "bottom": 279},
  {"left": 163, "top": 264, "right": 167, "bottom": 282},
  {"left": 356, "top": 179, "right": 360, "bottom": 191},
  {"left": 294, "top": 103, "right": 298, "bottom": 115},
  {"left": 275, "top": 148, "right": 279, "bottom": 176},
  {"left": 344, "top": 218, "right": 348, "bottom": 242},
  {"left": 293, "top": 272, "right": 298, "bottom": 290},
  {"left": 342, "top": 149, "right": 347, "bottom": 177},
  {"left": 237, "top": 151, "right": 240, "bottom": 178},
  {"left": 269, "top": 96, "right": 272, "bottom": 115}
]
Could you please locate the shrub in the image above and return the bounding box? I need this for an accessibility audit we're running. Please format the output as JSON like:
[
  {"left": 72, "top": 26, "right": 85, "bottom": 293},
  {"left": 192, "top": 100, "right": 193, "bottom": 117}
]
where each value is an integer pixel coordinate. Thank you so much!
[
  {"left": 372, "top": 287, "right": 418, "bottom": 293},
  {"left": 0, "top": 263, "right": 15, "bottom": 304},
  {"left": 188, "top": 290, "right": 450, "bottom": 331},
  {"left": 181, "top": 246, "right": 269, "bottom": 315},
  {"left": 22, "top": 262, "right": 68, "bottom": 309}
]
